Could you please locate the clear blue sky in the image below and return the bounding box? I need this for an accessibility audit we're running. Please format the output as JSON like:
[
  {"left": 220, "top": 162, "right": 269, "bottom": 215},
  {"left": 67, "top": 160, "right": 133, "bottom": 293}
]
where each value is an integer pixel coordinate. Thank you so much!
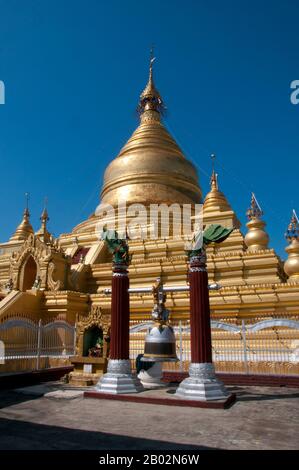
[{"left": 0, "top": 0, "right": 298, "bottom": 258}]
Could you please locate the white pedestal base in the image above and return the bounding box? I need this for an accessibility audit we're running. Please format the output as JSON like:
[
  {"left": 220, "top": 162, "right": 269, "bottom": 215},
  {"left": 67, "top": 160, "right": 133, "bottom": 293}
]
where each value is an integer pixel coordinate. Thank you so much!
[
  {"left": 95, "top": 359, "right": 143, "bottom": 394},
  {"left": 138, "top": 362, "right": 167, "bottom": 389},
  {"left": 176, "top": 363, "right": 230, "bottom": 401}
]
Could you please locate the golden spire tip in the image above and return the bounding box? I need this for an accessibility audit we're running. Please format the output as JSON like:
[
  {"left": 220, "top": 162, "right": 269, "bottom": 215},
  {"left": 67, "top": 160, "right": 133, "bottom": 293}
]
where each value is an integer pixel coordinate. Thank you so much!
[
  {"left": 138, "top": 47, "right": 164, "bottom": 119},
  {"left": 24, "top": 192, "right": 30, "bottom": 217},
  {"left": 40, "top": 197, "right": 49, "bottom": 221},
  {"left": 285, "top": 209, "right": 299, "bottom": 242},
  {"left": 210, "top": 154, "right": 218, "bottom": 190},
  {"left": 247, "top": 192, "right": 263, "bottom": 220}
]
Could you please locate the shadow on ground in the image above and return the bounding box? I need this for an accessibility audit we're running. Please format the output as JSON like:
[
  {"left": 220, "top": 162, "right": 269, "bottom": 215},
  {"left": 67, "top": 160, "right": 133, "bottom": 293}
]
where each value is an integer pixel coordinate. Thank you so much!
[
  {"left": 229, "top": 386, "right": 299, "bottom": 402},
  {"left": 0, "top": 391, "right": 43, "bottom": 409},
  {"left": 0, "top": 417, "right": 219, "bottom": 450}
]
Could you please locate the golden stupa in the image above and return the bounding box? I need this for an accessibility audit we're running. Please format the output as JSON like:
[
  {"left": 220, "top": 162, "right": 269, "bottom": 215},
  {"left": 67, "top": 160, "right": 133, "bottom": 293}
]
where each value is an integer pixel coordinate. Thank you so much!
[
  {"left": 0, "top": 58, "right": 298, "bottom": 378},
  {"left": 284, "top": 210, "right": 299, "bottom": 281},
  {"left": 73, "top": 60, "right": 201, "bottom": 235},
  {"left": 102, "top": 64, "right": 201, "bottom": 207},
  {"left": 9, "top": 207, "right": 34, "bottom": 242}
]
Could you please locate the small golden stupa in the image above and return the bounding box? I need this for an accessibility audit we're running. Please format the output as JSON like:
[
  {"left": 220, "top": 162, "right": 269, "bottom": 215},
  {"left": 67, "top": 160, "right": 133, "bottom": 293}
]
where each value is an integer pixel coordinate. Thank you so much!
[
  {"left": 9, "top": 195, "right": 34, "bottom": 242},
  {"left": 245, "top": 193, "right": 269, "bottom": 252}
]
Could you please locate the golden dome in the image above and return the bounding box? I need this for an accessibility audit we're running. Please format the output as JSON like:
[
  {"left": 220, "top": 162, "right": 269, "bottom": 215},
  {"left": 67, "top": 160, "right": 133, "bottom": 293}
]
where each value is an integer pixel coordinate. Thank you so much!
[
  {"left": 244, "top": 193, "right": 269, "bottom": 251},
  {"left": 284, "top": 210, "right": 299, "bottom": 281},
  {"left": 100, "top": 61, "right": 201, "bottom": 208},
  {"left": 10, "top": 207, "right": 34, "bottom": 242}
]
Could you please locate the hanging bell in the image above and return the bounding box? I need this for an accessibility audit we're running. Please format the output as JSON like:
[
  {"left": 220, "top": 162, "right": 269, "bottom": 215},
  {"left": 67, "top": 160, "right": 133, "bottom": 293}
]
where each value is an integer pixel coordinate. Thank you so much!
[
  {"left": 142, "top": 278, "right": 178, "bottom": 363},
  {"left": 142, "top": 321, "right": 178, "bottom": 362}
]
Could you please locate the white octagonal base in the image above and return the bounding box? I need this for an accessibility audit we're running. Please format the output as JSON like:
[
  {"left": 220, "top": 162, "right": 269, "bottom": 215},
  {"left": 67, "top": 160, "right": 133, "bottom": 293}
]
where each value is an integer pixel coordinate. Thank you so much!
[
  {"left": 95, "top": 359, "right": 143, "bottom": 394},
  {"left": 176, "top": 363, "right": 230, "bottom": 401}
]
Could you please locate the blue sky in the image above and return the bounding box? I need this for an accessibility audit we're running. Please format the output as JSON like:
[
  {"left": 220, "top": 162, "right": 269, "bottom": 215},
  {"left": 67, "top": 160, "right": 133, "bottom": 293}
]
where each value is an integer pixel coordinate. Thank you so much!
[{"left": 0, "top": 0, "right": 298, "bottom": 258}]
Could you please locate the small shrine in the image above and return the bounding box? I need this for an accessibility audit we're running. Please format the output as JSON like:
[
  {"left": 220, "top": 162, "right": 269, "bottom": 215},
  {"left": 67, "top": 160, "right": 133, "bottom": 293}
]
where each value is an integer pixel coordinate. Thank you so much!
[{"left": 67, "top": 306, "right": 110, "bottom": 386}]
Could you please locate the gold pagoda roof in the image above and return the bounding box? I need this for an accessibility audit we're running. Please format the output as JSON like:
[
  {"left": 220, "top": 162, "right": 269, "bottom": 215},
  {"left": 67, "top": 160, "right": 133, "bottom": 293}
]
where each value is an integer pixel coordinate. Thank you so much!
[
  {"left": 10, "top": 207, "right": 34, "bottom": 242},
  {"left": 203, "top": 167, "right": 241, "bottom": 230},
  {"left": 100, "top": 60, "right": 202, "bottom": 207},
  {"left": 204, "top": 170, "right": 232, "bottom": 212}
]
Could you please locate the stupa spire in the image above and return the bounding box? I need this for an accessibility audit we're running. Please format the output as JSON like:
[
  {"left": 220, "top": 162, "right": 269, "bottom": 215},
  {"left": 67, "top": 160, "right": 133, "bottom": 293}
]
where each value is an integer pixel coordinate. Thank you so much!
[
  {"left": 10, "top": 193, "right": 34, "bottom": 242},
  {"left": 244, "top": 193, "right": 269, "bottom": 251},
  {"left": 210, "top": 154, "right": 219, "bottom": 190},
  {"left": 203, "top": 155, "right": 240, "bottom": 230},
  {"left": 138, "top": 47, "right": 164, "bottom": 122},
  {"left": 284, "top": 209, "right": 299, "bottom": 281},
  {"left": 97, "top": 53, "right": 202, "bottom": 213},
  {"left": 204, "top": 155, "right": 231, "bottom": 211},
  {"left": 35, "top": 198, "right": 51, "bottom": 243}
]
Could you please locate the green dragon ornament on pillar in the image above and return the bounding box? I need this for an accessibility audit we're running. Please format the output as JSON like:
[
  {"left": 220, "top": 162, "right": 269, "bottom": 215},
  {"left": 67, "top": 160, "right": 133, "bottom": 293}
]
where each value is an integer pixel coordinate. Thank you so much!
[
  {"left": 176, "top": 223, "right": 235, "bottom": 402},
  {"left": 101, "top": 226, "right": 130, "bottom": 266},
  {"left": 187, "top": 224, "right": 234, "bottom": 258},
  {"left": 96, "top": 227, "right": 142, "bottom": 394}
]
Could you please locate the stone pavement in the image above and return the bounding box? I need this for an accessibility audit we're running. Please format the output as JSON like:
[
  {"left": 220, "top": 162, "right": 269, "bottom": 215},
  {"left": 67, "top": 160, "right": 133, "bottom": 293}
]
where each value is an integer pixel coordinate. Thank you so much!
[{"left": 0, "top": 383, "right": 298, "bottom": 450}]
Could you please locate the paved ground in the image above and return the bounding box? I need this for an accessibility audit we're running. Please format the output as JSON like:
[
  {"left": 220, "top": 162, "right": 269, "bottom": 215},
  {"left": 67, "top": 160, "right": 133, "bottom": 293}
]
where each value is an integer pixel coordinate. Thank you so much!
[{"left": 0, "top": 382, "right": 298, "bottom": 450}]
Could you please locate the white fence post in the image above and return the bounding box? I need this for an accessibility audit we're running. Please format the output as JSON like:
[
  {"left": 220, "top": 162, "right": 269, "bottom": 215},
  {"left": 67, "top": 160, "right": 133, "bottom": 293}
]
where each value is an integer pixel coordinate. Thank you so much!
[
  {"left": 179, "top": 320, "right": 183, "bottom": 372},
  {"left": 73, "top": 323, "right": 77, "bottom": 356},
  {"left": 36, "top": 319, "right": 42, "bottom": 370},
  {"left": 241, "top": 320, "right": 249, "bottom": 374}
]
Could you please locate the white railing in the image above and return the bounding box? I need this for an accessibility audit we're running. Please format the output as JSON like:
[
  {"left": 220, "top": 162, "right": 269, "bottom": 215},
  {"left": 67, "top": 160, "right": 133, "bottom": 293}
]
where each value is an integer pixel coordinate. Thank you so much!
[
  {"left": 1, "top": 315, "right": 299, "bottom": 376},
  {"left": 129, "top": 317, "right": 299, "bottom": 376},
  {"left": 0, "top": 318, "right": 76, "bottom": 370}
]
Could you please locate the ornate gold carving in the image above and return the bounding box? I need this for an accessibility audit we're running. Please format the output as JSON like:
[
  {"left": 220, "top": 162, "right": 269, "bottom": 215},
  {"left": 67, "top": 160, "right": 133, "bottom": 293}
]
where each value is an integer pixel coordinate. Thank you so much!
[
  {"left": 75, "top": 305, "right": 111, "bottom": 356},
  {"left": 77, "top": 305, "right": 110, "bottom": 332},
  {"left": 9, "top": 233, "right": 69, "bottom": 291},
  {"left": 47, "top": 262, "right": 61, "bottom": 291}
]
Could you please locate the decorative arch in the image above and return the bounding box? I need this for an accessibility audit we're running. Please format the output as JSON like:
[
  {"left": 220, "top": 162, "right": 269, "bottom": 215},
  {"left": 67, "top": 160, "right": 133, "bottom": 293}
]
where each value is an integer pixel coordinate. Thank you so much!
[
  {"left": 9, "top": 234, "right": 69, "bottom": 291},
  {"left": 75, "top": 306, "right": 111, "bottom": 357}
]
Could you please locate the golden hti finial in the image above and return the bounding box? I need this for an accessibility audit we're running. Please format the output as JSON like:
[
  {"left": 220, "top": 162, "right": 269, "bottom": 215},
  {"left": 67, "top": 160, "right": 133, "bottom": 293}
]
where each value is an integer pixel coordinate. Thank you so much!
[
  {"left": 246, "top": 193, "right": 263, "bottom": 220},
  {"left": 10, "top": 192, "right": 34, "bottom": 242},
  {"left": 40, "top": 196, "right": 49, "bottom": 223},
  {"left": 24, "top": 192, "right": 30, "bottom": 217},
  {"left": 210, "top": 154, "right": 218, "bottom": 190},
  {"left": 244, "top": 193, "right": 269, "bottom": 251},
  {"left": 149, "top": 45, "right": 155, "bottom": 82},
  {"left": 35, "top": 197, "right": 51, "bottom": 243},
  {"left": 138, "top": 46, "right": 164, "bottom": 121},
  {"left": 285, "top": 209, "right": 299, "bottom": 242},
  {"left": 284, "top": 210, "right": 299, "bottom": 281}
]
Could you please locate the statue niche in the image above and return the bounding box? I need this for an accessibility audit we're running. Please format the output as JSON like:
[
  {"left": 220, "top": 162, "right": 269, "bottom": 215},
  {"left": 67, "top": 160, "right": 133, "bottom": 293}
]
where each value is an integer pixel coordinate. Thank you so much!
[
  {"left": 83, "top": 326, "right": 103, "bottom": 357},
  {"left": 67, "top": 306, "right": 110, "bottom": 386}
]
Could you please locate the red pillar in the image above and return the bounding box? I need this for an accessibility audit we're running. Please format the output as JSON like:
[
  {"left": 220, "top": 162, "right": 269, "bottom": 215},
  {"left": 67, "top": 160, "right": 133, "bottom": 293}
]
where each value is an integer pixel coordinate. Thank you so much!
[
  {"left": 109, "top": 262, "right": 130, "bottom": 360},
  {"left": 189, "top": 253, "right": 212, "bottom": 364}
]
